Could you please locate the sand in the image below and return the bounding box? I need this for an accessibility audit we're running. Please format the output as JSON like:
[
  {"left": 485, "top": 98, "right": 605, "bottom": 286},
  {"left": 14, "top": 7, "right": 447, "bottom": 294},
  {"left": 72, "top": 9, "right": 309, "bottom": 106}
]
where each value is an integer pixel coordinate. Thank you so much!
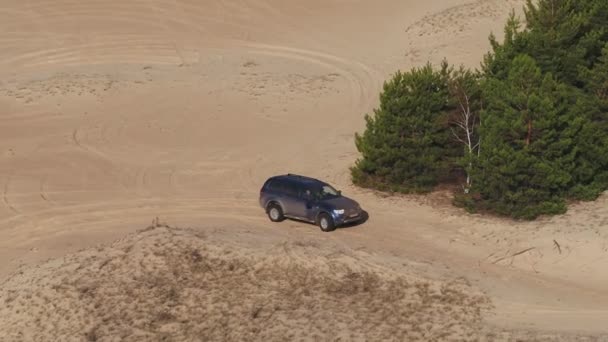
[{"left": 1, "top": 0, "right": 608, "bottom": 340}]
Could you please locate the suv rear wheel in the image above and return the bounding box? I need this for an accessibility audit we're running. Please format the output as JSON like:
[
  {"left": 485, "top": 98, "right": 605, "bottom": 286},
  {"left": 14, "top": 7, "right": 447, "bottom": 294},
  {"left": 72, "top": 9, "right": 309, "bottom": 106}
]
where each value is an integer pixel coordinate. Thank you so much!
[
  {"left": 267, "top": 203, "right": 284, "bottom": 222},
  {"left": 318, "top": 213, "right": 335, "bottom": 232}
]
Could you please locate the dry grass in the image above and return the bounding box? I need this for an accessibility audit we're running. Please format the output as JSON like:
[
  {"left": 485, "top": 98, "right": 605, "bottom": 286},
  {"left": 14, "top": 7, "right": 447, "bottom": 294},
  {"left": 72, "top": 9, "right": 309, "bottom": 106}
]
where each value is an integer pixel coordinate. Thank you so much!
[{"left": 0, "top": 225, "right": 603, "bottom": 342}]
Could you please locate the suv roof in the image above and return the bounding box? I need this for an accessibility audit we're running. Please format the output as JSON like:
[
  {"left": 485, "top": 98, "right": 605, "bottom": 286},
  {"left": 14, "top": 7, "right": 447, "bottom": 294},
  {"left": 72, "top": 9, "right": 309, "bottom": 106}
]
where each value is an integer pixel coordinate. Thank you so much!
[{"left": 273, "top": 173, "right": 323, "bottom": 184}]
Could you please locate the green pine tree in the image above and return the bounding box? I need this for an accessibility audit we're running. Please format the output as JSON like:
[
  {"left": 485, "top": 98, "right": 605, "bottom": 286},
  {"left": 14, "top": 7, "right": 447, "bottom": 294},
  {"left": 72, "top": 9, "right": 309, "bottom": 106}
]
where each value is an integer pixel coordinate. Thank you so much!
[
  {"left": 588, "top": 44, "right": 608, "bottom": 107},
  {"left": 567, "top": 45, "right": 608, "bottom": 199},
  {"left": 352, "top": 0, "right": 608, "bottom": 219},
  {"left": 472, "top": 0, "right": 608, "bottom": 218},
  {"left": 484, "top": 0, "right": 608, "bottom": 87},
  {"left": 473, "top": 55, "right": 576, "bottom": 219},
  {"left": 352, "top": 61, "right": 459, "bottom": 193}
]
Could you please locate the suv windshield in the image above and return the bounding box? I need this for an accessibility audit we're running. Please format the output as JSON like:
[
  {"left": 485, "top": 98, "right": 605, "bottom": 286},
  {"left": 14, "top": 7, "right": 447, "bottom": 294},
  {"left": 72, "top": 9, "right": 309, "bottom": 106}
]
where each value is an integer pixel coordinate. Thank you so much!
[{"left": 311, "top": 184, "right": 340, "bottom": 200}]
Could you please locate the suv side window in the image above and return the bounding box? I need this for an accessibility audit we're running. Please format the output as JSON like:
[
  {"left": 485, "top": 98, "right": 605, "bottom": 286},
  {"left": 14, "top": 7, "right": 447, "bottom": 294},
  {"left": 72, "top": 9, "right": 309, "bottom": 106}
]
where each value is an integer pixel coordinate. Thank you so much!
[
  {"left": 300, "top": 184, "right": 314, "bottom": 200},
  {"left": 269, "top": 179, "right": 298, "bottom": 197},
  {"left": 264, "top": 179, "right": 277, "bottom": 191},
  {"left": 269, "top": 179, "right": 283, "bottom": 193},
  {"left": 282, "top": 180, "right": 300, "bottom": 197},
  {"left": 262, "top": 178, "right": 274, "bottom": 191}
]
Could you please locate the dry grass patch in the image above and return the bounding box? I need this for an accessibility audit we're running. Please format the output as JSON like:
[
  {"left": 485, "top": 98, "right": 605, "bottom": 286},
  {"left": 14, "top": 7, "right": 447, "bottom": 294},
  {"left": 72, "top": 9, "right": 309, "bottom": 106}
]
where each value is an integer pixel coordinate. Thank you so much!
[{"left": 1, "top": 225, "right": 576, "bottom": 341}]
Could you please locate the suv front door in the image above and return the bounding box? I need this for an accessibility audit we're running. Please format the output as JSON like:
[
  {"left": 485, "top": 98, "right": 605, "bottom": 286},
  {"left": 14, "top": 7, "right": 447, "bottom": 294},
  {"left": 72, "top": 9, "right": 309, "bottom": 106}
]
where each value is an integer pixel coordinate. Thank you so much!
[{"left": 293, "top": 184, "right": 319, "bottom": 221}]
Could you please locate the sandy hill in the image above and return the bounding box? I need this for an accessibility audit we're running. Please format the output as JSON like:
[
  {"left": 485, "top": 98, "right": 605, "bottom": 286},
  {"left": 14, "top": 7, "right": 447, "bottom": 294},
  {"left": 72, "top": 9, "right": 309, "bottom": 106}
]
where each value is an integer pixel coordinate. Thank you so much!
[
  {"left": 0, "top": 224, "right": 488, "bottom": 341},
  {"left": 2, "top": 223, "right": 604, "bottom": 342}
]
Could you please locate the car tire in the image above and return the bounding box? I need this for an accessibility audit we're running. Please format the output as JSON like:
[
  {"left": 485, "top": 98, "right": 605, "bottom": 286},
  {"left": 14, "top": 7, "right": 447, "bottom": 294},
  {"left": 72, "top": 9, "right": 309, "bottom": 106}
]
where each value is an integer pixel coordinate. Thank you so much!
[
  {"left": 267, "top": 203, "right": 284, "bottom": 222},
  {"left": 318, "top": 213, "right": 335, "bottom": 232}
]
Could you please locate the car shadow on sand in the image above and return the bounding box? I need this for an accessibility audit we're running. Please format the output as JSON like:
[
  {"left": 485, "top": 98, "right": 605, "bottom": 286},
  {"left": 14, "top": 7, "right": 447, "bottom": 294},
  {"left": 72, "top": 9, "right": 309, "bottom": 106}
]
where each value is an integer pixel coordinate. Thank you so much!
[{"left": 281, "top": 210, "right": 369, "bottom": 231}]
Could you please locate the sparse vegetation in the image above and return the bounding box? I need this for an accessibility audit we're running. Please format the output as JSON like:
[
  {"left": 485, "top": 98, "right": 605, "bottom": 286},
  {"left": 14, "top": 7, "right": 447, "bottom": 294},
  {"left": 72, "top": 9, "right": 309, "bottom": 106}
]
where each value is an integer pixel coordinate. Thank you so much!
[
  {"left": 0, "top": 225, "right": 497, "bottom": 341},
  {"left": 352, "top": 0, "right": 608, "bottom": 219},
  {"left": 2, "top": 225, "right": 602, "bottom": 341}
]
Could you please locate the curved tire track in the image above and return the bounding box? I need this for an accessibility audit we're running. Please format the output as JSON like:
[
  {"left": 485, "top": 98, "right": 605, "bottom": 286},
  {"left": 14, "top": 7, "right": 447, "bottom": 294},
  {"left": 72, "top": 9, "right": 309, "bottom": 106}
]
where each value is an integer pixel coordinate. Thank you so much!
[{"left": 2, "top": 175, "right": 19, "bottom": 215}]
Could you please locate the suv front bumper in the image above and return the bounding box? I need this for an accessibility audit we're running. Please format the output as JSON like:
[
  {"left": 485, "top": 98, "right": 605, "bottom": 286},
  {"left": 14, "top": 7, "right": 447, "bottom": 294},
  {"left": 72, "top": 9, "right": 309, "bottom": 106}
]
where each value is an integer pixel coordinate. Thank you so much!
[{"left": 333, "top": 210, "right": 363, "bottom": 226}]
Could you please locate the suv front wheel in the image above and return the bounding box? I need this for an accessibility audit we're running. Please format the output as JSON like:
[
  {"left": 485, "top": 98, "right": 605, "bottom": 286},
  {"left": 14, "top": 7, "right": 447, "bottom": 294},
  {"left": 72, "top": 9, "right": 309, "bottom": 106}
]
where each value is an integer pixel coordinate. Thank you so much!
[{"left": 317, "top": 213, "right": 335, "bottom": 232}]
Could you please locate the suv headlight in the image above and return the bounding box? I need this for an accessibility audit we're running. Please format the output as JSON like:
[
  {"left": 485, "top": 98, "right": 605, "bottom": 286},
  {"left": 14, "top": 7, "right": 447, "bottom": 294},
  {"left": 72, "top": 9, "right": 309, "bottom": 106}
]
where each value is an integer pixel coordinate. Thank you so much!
[{"left": 333, "top": 209, "right": 345, "bottom": 215}]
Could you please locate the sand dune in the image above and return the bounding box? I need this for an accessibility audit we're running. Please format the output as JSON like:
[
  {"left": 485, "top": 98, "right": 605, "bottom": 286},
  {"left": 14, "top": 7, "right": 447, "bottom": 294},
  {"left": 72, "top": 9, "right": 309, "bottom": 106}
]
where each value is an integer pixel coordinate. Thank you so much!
[
  {"left": 2, "top": 224, "right": 605, "bottom": 341},
  {"left": 1, "top": 225, "right": 491, "bottom": 341},
  {"left": 1, "top": 0, "right": 608, "bottom": 340}
]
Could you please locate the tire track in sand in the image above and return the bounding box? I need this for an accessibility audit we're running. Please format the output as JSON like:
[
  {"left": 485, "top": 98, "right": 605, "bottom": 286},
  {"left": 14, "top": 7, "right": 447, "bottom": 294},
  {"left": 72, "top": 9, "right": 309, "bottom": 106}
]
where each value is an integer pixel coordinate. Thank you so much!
[
  {"left": 213, "top": 40, "right": 382, "bottom": 198},
  {"left": 0, "top": 195, "right": 266, "bottom": 248},
  {"left": 2, "top": 175, "right": 19, "bottom": 214},
  {"left": 233, "top": 41, "right": 381, "bottom": 113}
]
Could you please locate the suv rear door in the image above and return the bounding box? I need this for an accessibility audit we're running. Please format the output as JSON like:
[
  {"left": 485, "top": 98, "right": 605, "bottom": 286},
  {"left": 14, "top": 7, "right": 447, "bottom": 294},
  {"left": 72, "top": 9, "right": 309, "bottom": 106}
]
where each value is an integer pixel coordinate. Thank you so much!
[{"left": 275, "top": 179, "right": 308, "bottom": 219}]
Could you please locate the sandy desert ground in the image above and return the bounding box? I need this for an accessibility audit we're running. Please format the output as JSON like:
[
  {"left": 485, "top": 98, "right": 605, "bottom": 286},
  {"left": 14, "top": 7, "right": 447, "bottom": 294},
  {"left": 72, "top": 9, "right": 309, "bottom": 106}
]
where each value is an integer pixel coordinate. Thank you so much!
[{"left": 1, "top": 0, "right": 608, "bottom": 340}]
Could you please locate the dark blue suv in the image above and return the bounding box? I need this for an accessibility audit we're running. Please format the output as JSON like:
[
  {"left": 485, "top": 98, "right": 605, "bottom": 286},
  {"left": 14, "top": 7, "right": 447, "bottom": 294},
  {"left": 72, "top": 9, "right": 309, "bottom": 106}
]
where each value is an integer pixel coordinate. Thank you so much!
[{"left": 259, "top": 174, "right": 365, "bottom": 232}]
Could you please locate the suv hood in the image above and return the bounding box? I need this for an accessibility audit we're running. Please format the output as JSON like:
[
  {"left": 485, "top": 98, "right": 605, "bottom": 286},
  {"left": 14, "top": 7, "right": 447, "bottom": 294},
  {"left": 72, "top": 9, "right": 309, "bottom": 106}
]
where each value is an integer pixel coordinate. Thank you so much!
[{"left": 321, "top": 196, "right": 360, "bottom": 210}]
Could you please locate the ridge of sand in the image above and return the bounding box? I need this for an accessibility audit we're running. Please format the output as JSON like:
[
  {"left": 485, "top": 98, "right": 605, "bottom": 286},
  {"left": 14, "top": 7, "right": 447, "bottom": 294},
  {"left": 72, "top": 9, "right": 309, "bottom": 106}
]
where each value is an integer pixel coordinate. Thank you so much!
[
  {"left": 2, "top": 224, "right": 606, "bottom": 342},
  {"left": 0, "top": 225, "right": 489, "bottom": 341}
]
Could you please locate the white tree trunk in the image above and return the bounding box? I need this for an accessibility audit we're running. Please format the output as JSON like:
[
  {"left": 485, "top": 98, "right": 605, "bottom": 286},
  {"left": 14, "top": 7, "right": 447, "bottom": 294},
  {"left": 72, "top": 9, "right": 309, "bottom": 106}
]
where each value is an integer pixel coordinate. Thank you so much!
[{"left": 449, "top": 79, "right": 480, "bottom": 194}]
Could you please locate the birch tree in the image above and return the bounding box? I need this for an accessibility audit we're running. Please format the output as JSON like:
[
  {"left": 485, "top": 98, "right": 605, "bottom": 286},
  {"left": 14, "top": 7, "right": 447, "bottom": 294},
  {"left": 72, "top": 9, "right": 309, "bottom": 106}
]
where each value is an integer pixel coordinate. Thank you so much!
[{"left": 447, "top": 67, "right": 482, "bottom": 193}]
